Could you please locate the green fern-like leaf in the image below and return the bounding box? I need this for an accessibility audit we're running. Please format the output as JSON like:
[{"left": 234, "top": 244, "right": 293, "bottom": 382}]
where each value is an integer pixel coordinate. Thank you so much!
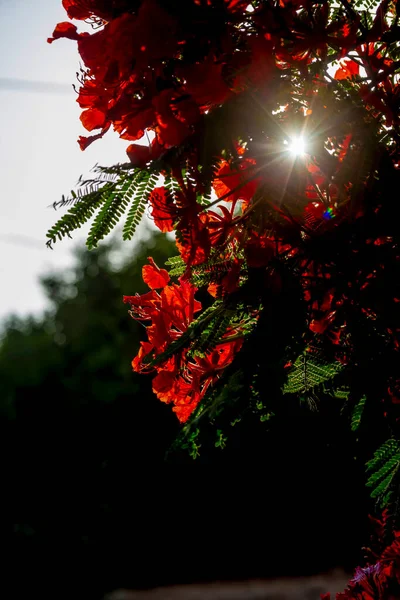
[
  {"left": 332, "top": 387, "right": 351, "bottom": 400},
  {"left": 368, "top": 456, "right": 400, "bottom": 489},
  {"left": 86, "top": 172, "right": 142, "bottom": 249},
  {"left": 51, "top": 163, "right": 135, "bottom": 210},
  {"left": 189, "top": 308, "right": 235, "bottom": 357},
  {"left": 366, "top": 439, "right": 400, "bottom": 507},
  {"left": 351, "top": 395, "right": 366, "bottom": 432},
  {"left": 46, "top": 189, "right": 110, "bottom": 247},
  {"left": 165, "top": 255, "right": 186, "bottom": 277},
  {"left": 164, "top": 172, "right": 180, "bottom": 201},
  {"left": 282, "top": 351, "right": 343, "bottom": 395},
  {"left": 370, "top": 472, "right": 396, "bottom": 499},
  {"left": 366, "top": 439, "right": 400, "bottom": 473},
  {"left": 48, "top": 164, "right": 161, "bottom": 248},
  {"left": 122, "top": 171, "right": 158, "bottom": 241},
  {"left": 165, "top": 254, "right": 234, "bottom": 284},
  {"left": 189, "top": 261, "right": 232, "bottom": 288}
]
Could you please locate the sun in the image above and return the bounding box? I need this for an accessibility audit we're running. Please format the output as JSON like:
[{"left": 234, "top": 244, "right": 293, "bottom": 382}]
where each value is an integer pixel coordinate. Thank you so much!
[{"left": 285, "top": 136, "right": 306, "bottom": 156}]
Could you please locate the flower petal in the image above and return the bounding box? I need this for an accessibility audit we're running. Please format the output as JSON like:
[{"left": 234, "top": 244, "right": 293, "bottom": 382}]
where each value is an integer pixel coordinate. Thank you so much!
[
  {"left": 47, "top": 22, "right": 82, "bottom": 44},
  {"left": 142, "top": 259, "right": 170, "bottom": 290}
]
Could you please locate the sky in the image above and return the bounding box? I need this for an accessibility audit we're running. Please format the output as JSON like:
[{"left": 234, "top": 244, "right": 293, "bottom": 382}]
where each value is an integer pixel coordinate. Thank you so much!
[{"left": 0, "top": 0, "right": 150, "bottom": 323}]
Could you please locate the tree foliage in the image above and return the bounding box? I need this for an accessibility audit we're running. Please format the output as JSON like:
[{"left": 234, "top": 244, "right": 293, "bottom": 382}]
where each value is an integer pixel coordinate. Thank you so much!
[{"left": 46, "top": 0, "right": 400, "bottom": 596}]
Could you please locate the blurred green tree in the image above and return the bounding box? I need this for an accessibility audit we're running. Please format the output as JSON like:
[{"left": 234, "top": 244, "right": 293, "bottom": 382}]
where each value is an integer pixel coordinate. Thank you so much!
[{"left": 0, "top": 229, "right": 179, "bottom": 451}]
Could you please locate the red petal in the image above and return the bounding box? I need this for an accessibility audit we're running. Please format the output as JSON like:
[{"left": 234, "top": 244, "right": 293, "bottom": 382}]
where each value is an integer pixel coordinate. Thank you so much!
[
  {"left": 47, "top": 22, "right": 81, "bottom": 44},
  {"left": 172, "top": 400, "right": 198, "bottom": 423},
  {"left": 80, "top": 108, "right": 107, "bottom": 132},
  {"left": 149, "top": 187, "right": 177, "bottom": 233},
  {"left": 179, "top": 55, "right": 230, "bottom": 108},
  {"left": 207, "top": 283, "right": 221, "bottom": 298},
  {"left": 152, "top": 370, "right": 176, "bottom": 403},
  {"left": 160, "top": 279, "right": 202, "bottom": 330},
  {"left": 132, "top": 341, "right": 153, "bottom": 372},
  {"left": 225, "top": 0, "right": 249, "bottom": 11},
  {"left": 142, "top": 261, "right": 170, "bottom": 290},
  {"left": 62, "top": 0, "right": 92, "bottom": 19},
  {"left": 334, "top": 59, "right": 359, "bottom": 80},
  {"left": 118, "top": 108, "right": 155, "bottom": 141},
  {"left": 78, "top": 131, "right": 105, "bottom": 150},
  {"left": 126, "top": 143, "right": 151, "bottom": 168}
]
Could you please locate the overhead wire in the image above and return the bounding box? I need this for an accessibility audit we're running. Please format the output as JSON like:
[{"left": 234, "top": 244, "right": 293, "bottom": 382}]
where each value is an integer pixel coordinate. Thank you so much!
[{"left": 0, "top": 77, "right": 72, "bottom": 95}]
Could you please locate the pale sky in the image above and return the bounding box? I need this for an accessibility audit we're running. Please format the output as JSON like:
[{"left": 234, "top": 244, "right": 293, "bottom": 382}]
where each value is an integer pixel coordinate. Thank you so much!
[{"left": 0, "top": 0, "right": 149, "bottom": 323}]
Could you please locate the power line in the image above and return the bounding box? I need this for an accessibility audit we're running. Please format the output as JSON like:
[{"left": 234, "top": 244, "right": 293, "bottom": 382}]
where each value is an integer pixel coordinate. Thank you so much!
[
  {"left": 0, "top": 233, "right": 67, "bottom": 251},
  {"left": 0, "top": 78, "right": 72, "bottom": 95}
]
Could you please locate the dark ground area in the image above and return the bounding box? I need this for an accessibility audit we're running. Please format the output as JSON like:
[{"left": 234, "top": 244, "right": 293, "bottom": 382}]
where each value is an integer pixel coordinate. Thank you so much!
[
  {"left": 3, "top": 400, "right": 370, "bottom": 600},
  {"left": 106, "top": 572, "right": 351, "bottom": 600}
]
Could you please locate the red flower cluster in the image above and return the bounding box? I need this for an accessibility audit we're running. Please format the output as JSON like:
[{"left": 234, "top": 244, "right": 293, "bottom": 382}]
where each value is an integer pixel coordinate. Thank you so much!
[
  {"left": 322, "top": 520, "right": 400, "bottom": 600},
  {"left": 49, "top": 0, "right": 400, "bottom": 424},
  {"left": 49, "top": 0, "right": 399, "bottom": 159},
  {"left": 48, "top": 0, "right": 267, "bottom": 154},
  {"left": 123, "top": 259, "right": 241, "bottom": 422}
]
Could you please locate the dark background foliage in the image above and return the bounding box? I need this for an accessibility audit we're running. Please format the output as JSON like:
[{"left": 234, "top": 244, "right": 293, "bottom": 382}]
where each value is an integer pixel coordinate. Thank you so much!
[{"left": 1, "top": 233, "right": 372, "bottom": 599}]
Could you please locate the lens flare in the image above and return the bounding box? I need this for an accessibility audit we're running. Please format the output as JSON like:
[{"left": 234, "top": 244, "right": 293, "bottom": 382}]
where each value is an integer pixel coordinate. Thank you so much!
[{"left": 286, "top": 136, "right": 306, "bottom": 156}]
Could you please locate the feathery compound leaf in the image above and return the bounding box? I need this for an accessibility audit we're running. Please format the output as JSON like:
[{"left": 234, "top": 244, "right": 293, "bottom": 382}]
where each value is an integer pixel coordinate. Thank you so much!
[
  {"left": 51, "top": 163, "right": 136, "bottom": 211},
  {"left": 122, "top": 171, "right": 159, "bottom": 241},
  {"left": 164, "top": 172, "right": 180, "bottom": 201},
  {"left": 282, "top": 351, "right": 344, "bottom": 396},
  {"left": 332, "top": 387, "right": 351, "bottom": 400},
  {"left": 47, "top": 167, "right": 143, "bottom": 247},
  {"left": 46, "top": 189, "right": 110, "bottom": 247},
  {"left": 86, "top": 170, "right": 142, "bottom": 249},
  {"left": 365, "top": 439, "right": 400, "bottom": 508},
  {"left": 188, "top": 308, "right": 236, "bottom": 357},
  {"left": 351, "top": 395, "right": 366, "bottom": 432},
  {"left": 366, "top": 439, "right": 400, "bottom": 473},
  {"left": 370, "top": 472, "right": 397, "bottom": 499},
  {"left": 48, "top": 165, "right": 159, "bottom": 248},
  {"left": 367, "top": 455, "right": 400, "bottom": 490},
  {"left": 165, "top": 255, "right": 185, "bottom": 277}
]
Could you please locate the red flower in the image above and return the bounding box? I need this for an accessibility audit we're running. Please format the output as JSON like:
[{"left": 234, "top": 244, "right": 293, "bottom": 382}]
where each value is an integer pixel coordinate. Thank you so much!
[
  {"left": 62, "top": 0, "right": 132, "bottom": 22},
  {"left": 175, "top": 220, "right": 211, "bottom": 267},
  {"left": 149, "top": 187, "right": 178, "bottom": 233},
  {"left": 126, "top": 139, "right": 164, "bottom": 168},
  {"left": 62, "top": 0, "right": 93, "bottom": 20},
  {"left": 334, "top": 59, "right": 359, "bottom": 81},
  {"left": 206, "top": 205, "right": 235, "bottom": 247},
  {"left": 126, "top": 143, "right": 152, "bottom": 169},
  {"left": 213, "top": 157, "right": 260, "bottom": 208},
  {"left": 177, "top": 54, "right": 231, "bottom": 110},
  {"left": 47, "top": 22, "right": 85, "bottom": 44},
  {"left": 152, "top": 369, "right": 201, "bottom": 423},
  {"left": 189, "top": 339, "right": 243, "bottom": 384},
  {"left": 78, "top": 126, "right": 110, "bottom": 150},
  {"left": 80, "top": 107, "right": 107, "bottom": 131},
  {"left": 152, "top": 90, "right": 191, "bottom": 148},
  {"left": 235, "top": 36, "right": 275, "bottom": 90},
  {"left": 142, "top": 257, "right": 170, "bottom": 290},
  {"left": 124, "top": 262, "right": 202, "bottom": 370},
  {"left": 124, "top": 257, "right": 245, "bottom": 421}
]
